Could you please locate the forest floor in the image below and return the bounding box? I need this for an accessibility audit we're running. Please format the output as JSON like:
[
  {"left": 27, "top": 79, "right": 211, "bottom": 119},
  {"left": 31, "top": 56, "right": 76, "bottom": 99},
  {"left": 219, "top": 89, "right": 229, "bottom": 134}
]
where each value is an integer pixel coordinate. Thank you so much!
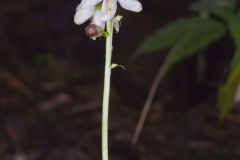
[{"left": 1, "top": 55, "right": 240, "bottom": 160}]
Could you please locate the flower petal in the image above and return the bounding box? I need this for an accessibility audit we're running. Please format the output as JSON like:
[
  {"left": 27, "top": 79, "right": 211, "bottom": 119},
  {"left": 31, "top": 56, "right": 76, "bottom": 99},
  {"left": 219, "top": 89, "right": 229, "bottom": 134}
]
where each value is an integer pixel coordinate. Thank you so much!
[
  {"left": 74, "top": 6, "right": 95, "bottom": 25},
  {"left": 101, "top": 0, "right": 118, "bottom": 20},
  {"left": 113, "top": 15, "right": 122, "bottom": 32},
  {"left": 79, "top": 0, "right": 102, "bottom": 8},
  {"left": 118, "top": 0, "right": 142, "bottom": 12},
  {"left": 114, "top": 21, "right": 120, "bottom": 32},
  {"left": 91, "top": 11, "right": 106, "bottom": 29}
]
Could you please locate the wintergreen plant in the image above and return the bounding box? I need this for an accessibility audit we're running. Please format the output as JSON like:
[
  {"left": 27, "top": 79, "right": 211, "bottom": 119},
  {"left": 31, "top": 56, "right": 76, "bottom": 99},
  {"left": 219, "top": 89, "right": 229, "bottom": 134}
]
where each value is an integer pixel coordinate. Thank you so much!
[
  {"left": 132, "top": 0, "right": 240, "bottom": 144},
  {"left": 74, "top": 0, "right": 142, "bottom": 159}
]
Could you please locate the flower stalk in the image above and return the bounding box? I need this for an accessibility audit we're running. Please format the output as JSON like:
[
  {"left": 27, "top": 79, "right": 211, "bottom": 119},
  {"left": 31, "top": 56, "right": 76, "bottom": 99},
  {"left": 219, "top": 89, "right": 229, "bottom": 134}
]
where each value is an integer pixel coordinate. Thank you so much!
[{"left": 102, "top": 19, "right": 113, "bottom": 160}]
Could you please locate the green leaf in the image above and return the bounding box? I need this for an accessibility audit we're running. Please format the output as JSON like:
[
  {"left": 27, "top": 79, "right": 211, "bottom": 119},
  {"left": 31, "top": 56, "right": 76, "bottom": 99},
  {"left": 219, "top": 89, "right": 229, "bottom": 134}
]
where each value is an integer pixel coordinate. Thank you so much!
[
  {"left": 228, "top": 16, "right": 240, "bottom": 50},
  {"left": 191, "top": 1, "right": 235, "bottom": 21},
  {"left": 191, "top": 0, "right": 239, "bottom": 55},
  {"left": 218, "top": 64, "right": 240, "bottom": 120},
  {"left": 160, "top": 19, "right": 226, "bottom": 77},
  {"left": 221, "top": 12, "right": 240, "bottom": 68},
  {"left": 218, "top": 15, "right": 240, "bottom": 119},
  {"left": 133, "top": 17, "right": 213, "bottom": 57},
  {"left": 192, "top": 1, "right": 240, "bottom": 68},
  {"left": 195, "top": 1, "right": 240, "bottom": 120},
  {"left": 227, "top": 0, "right": 237, "bottom": 10},
  {"left": 231, "top": 50, "right": 240, "bottom": 68}
]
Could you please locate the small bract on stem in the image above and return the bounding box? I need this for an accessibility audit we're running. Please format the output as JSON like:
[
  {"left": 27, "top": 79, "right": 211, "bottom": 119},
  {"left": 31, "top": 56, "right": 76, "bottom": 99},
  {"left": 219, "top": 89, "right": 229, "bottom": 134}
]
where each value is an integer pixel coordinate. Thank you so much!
[{"left": 74, "top": 0, "right": 142, "bottom": 159}]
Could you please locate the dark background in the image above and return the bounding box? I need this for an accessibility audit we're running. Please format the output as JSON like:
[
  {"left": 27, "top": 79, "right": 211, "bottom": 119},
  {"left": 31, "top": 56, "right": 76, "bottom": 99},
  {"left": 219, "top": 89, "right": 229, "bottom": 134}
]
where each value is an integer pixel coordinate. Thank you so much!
[{"left": 0, "top": 0, "right": 240, "bottom": 160}]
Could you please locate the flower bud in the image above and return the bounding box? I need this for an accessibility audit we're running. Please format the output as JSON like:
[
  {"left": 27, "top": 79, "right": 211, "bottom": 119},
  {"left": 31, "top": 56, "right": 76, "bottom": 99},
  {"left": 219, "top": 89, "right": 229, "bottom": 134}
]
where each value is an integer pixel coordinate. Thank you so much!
[{"left": 85, "top": 24, "right": 103, "bottom": 40}]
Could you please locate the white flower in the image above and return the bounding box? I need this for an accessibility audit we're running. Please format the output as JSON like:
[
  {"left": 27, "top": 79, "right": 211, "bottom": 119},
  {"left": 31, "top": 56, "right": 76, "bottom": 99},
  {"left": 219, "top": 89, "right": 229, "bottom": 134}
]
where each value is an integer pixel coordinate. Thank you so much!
[
  {"left": 74, "top": 0, "right": 142, "bottom": 34},
  {"left": 101, "top": 0, "right": 142, "bottom": 20},
  {"left": 74, "top": 0, "right": 105, "bottom": 29}
]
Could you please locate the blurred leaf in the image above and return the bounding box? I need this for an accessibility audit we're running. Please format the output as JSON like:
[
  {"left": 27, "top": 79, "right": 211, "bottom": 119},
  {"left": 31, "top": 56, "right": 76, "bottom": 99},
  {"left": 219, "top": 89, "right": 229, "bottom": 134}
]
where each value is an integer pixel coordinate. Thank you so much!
[
  {"left": 191, "top": 1, "right": 235, "bottom": 20},
  {"left": 228, "top": 16, "right": 240, "bottom": 67},
  {"left": 191, "top": 0, "right": 240, "bottom": 47},
  {"left": 133, "top": 17, "right": 209, "bottom": 57},
  {"left": 218, "top": 63, "right": 240, "bottom": 120},
  {"left": 231, "top": 49, "right": 240, "bottom": 68},
  {"left": 229, "top": 16, "right": 240, "bottom": 44},
  {"left": 157, "top": 18, "right": 225, "bottom": 77},
  {"left": 226, "top": 0, "right": 237, "bottom": 10},
  {"left": 194, "top": 1, "right": 240, "bottom": 119}
]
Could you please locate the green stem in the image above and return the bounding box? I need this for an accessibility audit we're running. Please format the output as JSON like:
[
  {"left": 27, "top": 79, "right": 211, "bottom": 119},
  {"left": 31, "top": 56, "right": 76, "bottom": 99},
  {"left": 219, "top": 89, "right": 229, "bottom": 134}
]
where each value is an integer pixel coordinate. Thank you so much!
[{"left": 102, "top": 20, "right": 113, "bottom": 160}]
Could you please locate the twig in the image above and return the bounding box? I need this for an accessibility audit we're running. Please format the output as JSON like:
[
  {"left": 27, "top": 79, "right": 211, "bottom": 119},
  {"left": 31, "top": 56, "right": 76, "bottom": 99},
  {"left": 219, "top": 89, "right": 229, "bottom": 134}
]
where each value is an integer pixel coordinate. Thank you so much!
[
  {"left": 0, "top": 67, "right": 33, "bottom": 98},
  {"left": 131, "top": 37, "right": 186, "bottom": 144},
  {"left": 131, "top": 65, "right": 165, "bottom": 145},
  {"left": 66, "top": 101, "right": 101, "bottom": 114}
]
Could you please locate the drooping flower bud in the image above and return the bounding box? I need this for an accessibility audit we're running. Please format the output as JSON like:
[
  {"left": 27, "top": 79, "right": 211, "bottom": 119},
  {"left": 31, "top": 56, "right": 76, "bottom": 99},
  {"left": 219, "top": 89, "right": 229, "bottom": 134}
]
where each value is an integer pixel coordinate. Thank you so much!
[{"left": 85, "top": 24, "right": 103, "bottom": 40}]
